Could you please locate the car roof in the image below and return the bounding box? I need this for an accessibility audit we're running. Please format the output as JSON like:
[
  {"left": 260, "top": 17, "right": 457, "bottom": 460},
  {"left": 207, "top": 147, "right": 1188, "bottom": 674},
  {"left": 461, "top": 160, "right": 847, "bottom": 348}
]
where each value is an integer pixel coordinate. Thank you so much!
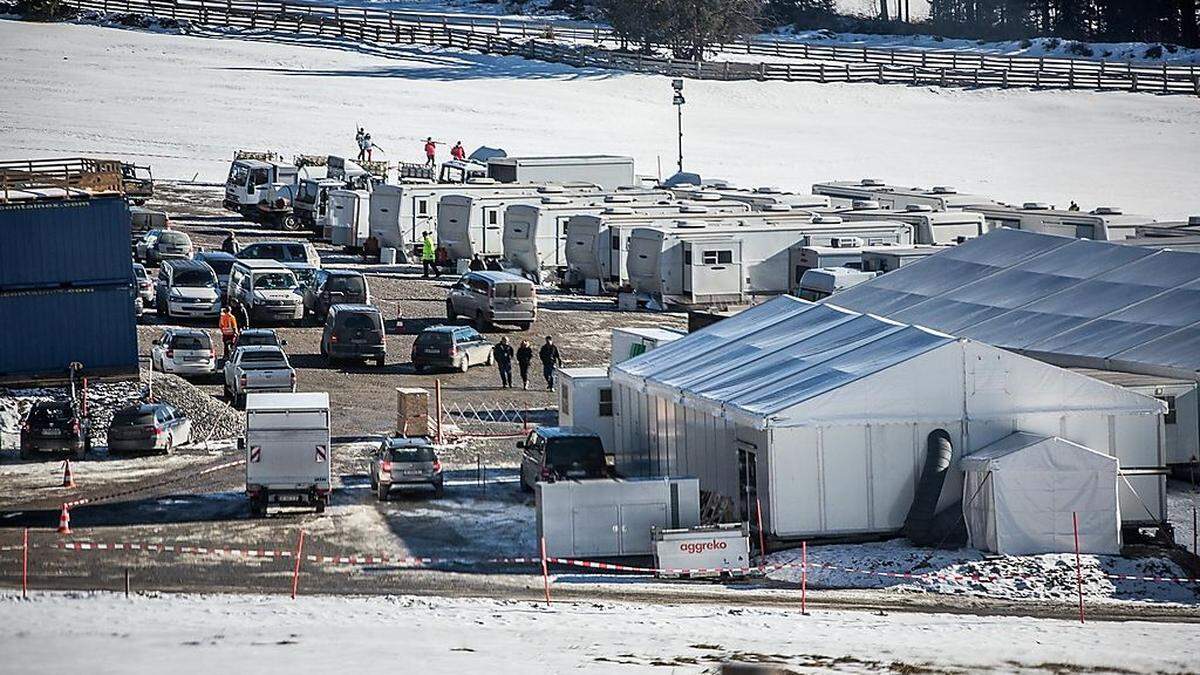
[
  {"left": 384, "top": 436, "right": 436, "bottom": 449},
  {"left": 330, "top": 303, "right": 379, "bottom": 313},
  {"left": 239, "top": 328, "right": 277, "bottom": 336},
  {"left": 324, "top": 269, "right": 364, "bottom": 277},
  {"left": 466, "top": 270, "right": 532, "bottom": 284},
  {"left": 535, "top": 426, "right": 602, "bottom": 439},
  {"left": 165, "top": 327, "right": 210, "bottom": 338},
  {"left": 237, "top": 345, "right": 285, "bottom": 354},
  {"left": 194, "top": 251, "right": 236, "bottom": 261},
  {"left": 163, "top": 259, "right": 210, "bottom": 273},
  {"left": 234, "top": 259, "right": 290, "bottom": 270},
  {"left": 116, "top": 403, "right": 171, "bottom": 415},
  {"left": 246, "top": 239, "right": 309, "bottom": 247}
]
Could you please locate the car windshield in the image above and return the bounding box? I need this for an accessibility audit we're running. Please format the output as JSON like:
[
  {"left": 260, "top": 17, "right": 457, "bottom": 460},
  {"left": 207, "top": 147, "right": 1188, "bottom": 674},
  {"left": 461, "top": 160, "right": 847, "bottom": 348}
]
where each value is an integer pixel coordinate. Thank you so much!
[
  {"left": 388, "top": 447, "right": 436, "bottom": 462},
  {"left": 228, "top": 164, "right": 249, "bottom": 185},
  {"left": 172, "top": 334, "right": 209, "bottom": 350},
  {"left": 327, "top": 275, "right": 366, "bottom": 294},
  {"left": 546, "top": 436, "right": 605, "bottom": 470},
  {"left": 113, "top": 407, "right": 156, "bottom": 425},
  {"left": 297, "top": 183, "right": 318, "bottom": 203},
  {"left": 30, "top": 404, "right": 73, "bottom": 423},
  {"left": 256, "top": 273, "right": 296, "bottom": 290},
  {"left": 495, "top": 282, "right": 533, "bottom": 298},
  {"left": 283, "top": 244, "right": 306, "bottom": 260},
  {"left": 174, "top": 268, "right": 215, "bottom": 287},
  {"left": 202, "top": 257, "right": 235, "bottom": 275},
  {"left": 339, "top": 312, "right": 380, "bottom": 330},
  {"left": 159, "top": 231, "right": 189, "bottom": 245},
  {"left": 416, "top": 332, "right": 452, "bottom": 348}
]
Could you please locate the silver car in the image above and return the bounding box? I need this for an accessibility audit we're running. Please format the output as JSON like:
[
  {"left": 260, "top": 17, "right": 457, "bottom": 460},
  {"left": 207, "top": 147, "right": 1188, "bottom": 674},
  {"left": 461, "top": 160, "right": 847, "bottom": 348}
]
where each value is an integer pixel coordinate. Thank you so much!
[
  {"left": 446, "top": 271, "right": 536, "bottom": 331},
  {"left": 369, "top": 437, "right": 444, "bottom": 500},
  {"left": 107, "top": 403, "right": 192, "bottom": 455},
  {"left": 137, "top": 228, "right": 193, "bottom": 265},
  {"left": 151, "top": 327, "right": 218, "bottom": 378}
]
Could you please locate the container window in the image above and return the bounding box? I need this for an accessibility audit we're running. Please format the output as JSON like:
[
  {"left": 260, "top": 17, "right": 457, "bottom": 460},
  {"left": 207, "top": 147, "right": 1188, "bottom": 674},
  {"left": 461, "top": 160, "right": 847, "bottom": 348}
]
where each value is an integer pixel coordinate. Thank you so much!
[
  {"left": 702, "top": 250, "right": 733, "bottom": 265},
  {"left": 598, "top": 388, "right": 613, "bottom": 417}
]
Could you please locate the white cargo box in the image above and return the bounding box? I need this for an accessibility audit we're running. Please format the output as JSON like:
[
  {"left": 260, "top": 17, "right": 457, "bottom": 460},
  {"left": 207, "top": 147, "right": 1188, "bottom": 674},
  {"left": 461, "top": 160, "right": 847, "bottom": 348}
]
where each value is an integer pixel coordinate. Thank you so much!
[
  {"left": 611, "top": 326, "right": 684, "bottom": 364},
  {"left": 536, "top": 477, "right": 700, "bottom": 558},
  {"left": 245, "top": 392, "right": 332, "bottom": 493},
  {"left": 652, "top": 523, "right": 751, "bottom": 578}
]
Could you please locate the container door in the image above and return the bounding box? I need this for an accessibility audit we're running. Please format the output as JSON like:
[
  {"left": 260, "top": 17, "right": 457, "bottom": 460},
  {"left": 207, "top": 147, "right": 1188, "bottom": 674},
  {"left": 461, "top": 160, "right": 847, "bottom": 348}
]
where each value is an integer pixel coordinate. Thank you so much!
[
  {"left": 482, "top": 206, "right": 502, "bottom": 255},
  {"left": 682, "top": 242, "right": 694, "bottom": 294},
  {"left": 691, "top": 243, "right": 742, "bottom": 300},
  {"left": 572, "top": 505, "right": 620, "bottom": 556},
  {"left": 737, "top": 447, "right": 757, "bottom": 524},
  {"left": 619, "top": 502, "right": 667, "bottom": 556}
]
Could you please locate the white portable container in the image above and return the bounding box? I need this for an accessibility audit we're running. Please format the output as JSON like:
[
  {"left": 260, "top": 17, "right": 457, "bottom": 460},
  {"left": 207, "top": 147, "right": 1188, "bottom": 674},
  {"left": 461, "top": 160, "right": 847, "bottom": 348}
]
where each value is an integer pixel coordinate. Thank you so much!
[
  {"left": 437, "top": 186, "right": 601, "bottom": 260},
  {"left": 859, "top": 246, "right": 941, "bottom": 272},
  {"left": 963, "top": 202, "right": 1155, "bottom": 241},
  {"left": 652, "top": 523, "right": 751, "bottom": 578},
  {"left": 557, "top": 367, "right": 615, "bottom": 456},
  {"left": 670, "top": 186, "right": 831, "bottom": 212},
  {"left": 835, "top": 204, "right": 990, "bottom": 245},
  {"left": 488, "top": 155, "right": 635, "bottom": 190},
  {"left": 328, "top": 189, "right": 371, "bottom": 249},
  {"left": 244, "top": 392, "right": 332, "bottom": 516},
  {"left": 611, "top": 326, "right": 684, "bottom": 364},
  {"left": 536, "top": 478, "right": 701, "bottom": 558},
  {"left": 796, "top": 267, "right": 878, "bottom": 301},
  {"left": 812, "top": 179, "right": 998, "bottom": 211}
]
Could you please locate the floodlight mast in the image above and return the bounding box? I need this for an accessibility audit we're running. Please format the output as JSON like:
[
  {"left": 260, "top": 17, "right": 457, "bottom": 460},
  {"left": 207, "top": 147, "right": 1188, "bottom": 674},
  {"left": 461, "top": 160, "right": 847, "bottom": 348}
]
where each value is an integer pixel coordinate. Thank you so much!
[{"left": 672, "top": 79, "right": 685, "bottom": 174}]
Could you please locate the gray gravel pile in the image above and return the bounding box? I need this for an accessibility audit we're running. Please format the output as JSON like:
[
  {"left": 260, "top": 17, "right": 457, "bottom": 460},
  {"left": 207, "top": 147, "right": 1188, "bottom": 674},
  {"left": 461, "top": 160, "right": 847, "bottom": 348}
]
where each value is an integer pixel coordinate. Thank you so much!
[{"left": 0, "top": 373, "right": 242, "bottom": 448}]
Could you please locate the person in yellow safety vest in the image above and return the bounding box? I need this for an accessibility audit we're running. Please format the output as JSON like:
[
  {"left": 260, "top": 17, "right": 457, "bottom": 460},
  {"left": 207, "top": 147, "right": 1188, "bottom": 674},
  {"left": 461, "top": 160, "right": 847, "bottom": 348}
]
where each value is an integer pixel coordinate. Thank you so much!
[
  {"left": 421, "top": 231, "right": 440, "bottom": 279},
  {"left": 219, "top": 306, "right": 240, "bottom": 357}
]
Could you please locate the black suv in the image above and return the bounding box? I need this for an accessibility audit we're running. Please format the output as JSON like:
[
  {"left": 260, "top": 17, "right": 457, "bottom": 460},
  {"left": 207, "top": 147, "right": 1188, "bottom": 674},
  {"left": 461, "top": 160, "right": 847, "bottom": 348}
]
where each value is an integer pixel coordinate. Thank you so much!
[
  {"left": 306, "top": 269, "right": 370, "bottom": 322},
  {"left": 321, "top": 304, "right": 386, "bottom": 366},
  {"left": 518, "top": 426, "right": 608, "bottom": 492},
  {"left": 20, "top": 401, "right": 90, "bottom": 460}
]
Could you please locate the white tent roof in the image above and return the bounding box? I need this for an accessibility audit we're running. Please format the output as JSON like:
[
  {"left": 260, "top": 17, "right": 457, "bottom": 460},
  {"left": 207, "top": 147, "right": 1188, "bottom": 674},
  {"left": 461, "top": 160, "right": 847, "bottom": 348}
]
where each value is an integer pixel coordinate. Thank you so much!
[
  {"left": 961, "top": 431, "right": 1118, "bottom": 472},
  {"left": 827, "top": 228, "right": 1200, "bottom": 380}
]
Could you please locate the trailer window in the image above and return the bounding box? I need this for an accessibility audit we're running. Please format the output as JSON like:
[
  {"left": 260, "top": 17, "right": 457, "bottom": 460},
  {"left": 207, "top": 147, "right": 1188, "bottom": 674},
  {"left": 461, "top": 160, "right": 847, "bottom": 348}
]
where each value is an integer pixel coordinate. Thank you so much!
[
  {"left": 702, "top": 250, "right": 732, "bottom": 265},
  {"left": 598, "top": 388, "right": 613, "bottom": 417},
  {"left": 417, "top": 199, "right": 429, "bottom": 215}
]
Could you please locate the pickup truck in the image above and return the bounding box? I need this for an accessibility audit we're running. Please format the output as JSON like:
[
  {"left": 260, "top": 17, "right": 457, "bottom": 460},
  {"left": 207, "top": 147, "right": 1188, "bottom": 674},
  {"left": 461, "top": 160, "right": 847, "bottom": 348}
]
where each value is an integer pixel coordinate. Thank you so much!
[
  {"left": 224, "top": 345, "right": 296, "bottom": 408},
  {"left": 243, "top": 392, "right": 331, "bottom": 516}
]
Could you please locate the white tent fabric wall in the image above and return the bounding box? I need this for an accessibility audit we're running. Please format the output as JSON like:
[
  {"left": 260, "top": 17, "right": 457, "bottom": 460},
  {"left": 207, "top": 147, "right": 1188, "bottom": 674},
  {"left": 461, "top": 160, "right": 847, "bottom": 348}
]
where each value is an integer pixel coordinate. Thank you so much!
[
  {"left": 612, "top": 296, "right": 1167, "bottom": 540},
  {"left": 962, "top": 432, "right": 1121, "bottom": 555}
]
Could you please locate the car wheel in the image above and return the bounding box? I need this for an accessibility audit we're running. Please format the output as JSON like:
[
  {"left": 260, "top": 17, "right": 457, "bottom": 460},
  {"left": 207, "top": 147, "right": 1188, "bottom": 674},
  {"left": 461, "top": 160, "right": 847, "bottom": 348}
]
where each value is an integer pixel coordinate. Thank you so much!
[
  {"left": 459, "top": 355, "right": 470, "bottom": 373},
  {"left": 282, "top": 215, "right": 300, "bottom": 232},
  {"left": 446, "top": 301, "right": 456, "bottom": 321},
  {"left": 376, "top": 482, "right": 389, "bottom": 501},
  {"left": 374, "top": 355, "right": 386, "bottom": 368}
]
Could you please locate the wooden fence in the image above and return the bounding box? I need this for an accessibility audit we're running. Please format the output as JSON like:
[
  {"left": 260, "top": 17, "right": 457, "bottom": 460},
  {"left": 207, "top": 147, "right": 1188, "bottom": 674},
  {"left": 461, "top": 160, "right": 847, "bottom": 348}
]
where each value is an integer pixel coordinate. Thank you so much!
[{"left": 62, "top": 0, "right": 1200, "bottom": 95}]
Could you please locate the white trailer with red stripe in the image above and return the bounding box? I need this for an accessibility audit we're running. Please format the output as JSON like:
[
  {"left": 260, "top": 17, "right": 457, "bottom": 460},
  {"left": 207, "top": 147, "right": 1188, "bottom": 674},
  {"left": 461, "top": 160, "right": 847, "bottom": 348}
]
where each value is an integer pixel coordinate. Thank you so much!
[{"left": 243, "top": 392, "right": 332, "bottom": 517}]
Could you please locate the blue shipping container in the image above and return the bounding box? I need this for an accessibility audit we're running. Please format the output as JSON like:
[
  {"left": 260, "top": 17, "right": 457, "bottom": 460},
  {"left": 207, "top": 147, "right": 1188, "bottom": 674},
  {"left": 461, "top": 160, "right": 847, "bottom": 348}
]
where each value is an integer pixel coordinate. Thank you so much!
[
  {"left": 0, "top": 196, "right": 133, "bottom": 289},
  {"left": 0, "top": 283, "right": 139, "bottom": 383}
]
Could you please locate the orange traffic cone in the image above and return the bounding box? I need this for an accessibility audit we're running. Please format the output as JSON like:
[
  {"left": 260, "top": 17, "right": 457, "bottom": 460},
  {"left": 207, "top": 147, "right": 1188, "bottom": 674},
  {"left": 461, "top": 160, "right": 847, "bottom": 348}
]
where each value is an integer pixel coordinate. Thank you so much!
[
  {"left": 56, "top": 503, "right": 71, "bottom": 535},
  {"left": 61, "top": 460, "right": 76, "bottom": 488}
]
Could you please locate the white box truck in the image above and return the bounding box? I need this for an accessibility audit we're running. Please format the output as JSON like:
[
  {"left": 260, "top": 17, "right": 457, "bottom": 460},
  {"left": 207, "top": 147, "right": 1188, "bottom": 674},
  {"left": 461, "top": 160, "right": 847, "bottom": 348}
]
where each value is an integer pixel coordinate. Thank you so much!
[
  {"left": 243, "top": 392, "right": 332, "bottom": 517},
  {"left": 487, "top": 155, "right": 636, "bottom": 190}
]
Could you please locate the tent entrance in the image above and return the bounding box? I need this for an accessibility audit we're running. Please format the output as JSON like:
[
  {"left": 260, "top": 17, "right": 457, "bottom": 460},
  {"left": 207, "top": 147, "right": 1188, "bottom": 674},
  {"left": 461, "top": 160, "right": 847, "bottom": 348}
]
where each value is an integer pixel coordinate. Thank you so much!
[{"left": 737, "top": 445, "right": 758, "bottom": 524}]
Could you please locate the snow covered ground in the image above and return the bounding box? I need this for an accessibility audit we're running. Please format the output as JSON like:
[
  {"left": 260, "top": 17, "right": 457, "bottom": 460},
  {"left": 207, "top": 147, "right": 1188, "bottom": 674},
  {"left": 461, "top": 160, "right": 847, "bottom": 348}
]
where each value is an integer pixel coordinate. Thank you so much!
[
  {"left": 2, "top": 591, "right": 1198, "bottom": 673},
  {"left": 1168, "top": 479, "right": 1198, "bottom": 555},
  {"left": 3, "top": 20, "right": 1200, "bottom": 221}
]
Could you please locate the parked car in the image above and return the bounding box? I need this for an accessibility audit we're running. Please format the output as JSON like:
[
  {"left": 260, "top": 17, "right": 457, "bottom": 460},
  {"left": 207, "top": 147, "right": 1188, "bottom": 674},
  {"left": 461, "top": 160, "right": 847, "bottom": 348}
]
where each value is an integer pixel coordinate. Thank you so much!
[
  {"left": 129, "top": 206, "right": 167, "bottom": 252},
  {"left": 446, "top": 270, "right": 536, "bottom": 331},
  {"left": 192, "top": 251, "right": 238, "bottom": 295},
  {"left": 410, "top": 325, "right": 493, "bottom": 373},
  {"left": 369, "top": 436, "right": 444, "bottom": 500},
  {"left": 232, "top": 327, "right": 286, "bottom": 351},
  {"left": 136, "top": 228, "right": 193, "bottom": 265},
  {"left": 132, "top": 263, "right": 155, "bottom": 305},
  {"left": 305, "top": 269, "right": 370, "bottom": 321},
  {"left": 151, "top": 327, "right": 217, "bottom": 378},
  {"left": 107, "top": 403, "right": 192, "bottom": 455},
  {"left": 226, "top": 259, "right": 304, "bottom": 326},
  {"left": 237, "top": 240, "right": 321, "bottom": 268},
  {"left": 19, "top": 400, "right": 90, "bottom": 460},
  {"left": 284, "top": 262, "right": 319, "bottom": 299},
  {"left": 224, "top": 345, "right": 296, "bottom": 408},
  {"left": 320, "top": 304, "right": 386, "bottom": 366},
  {"left": 518, "top": 426, "right": 608, "bottom": 492},
  {"left": 154, "top": 259, "right": 222, "bottom": 320}
]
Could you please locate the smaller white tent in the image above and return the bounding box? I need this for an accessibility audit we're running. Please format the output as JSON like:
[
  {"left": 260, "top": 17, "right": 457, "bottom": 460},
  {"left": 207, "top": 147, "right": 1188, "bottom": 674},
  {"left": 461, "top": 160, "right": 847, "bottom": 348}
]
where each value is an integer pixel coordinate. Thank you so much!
[{"left": 962, "top": 432, "right": 1121, "bottom": 556}]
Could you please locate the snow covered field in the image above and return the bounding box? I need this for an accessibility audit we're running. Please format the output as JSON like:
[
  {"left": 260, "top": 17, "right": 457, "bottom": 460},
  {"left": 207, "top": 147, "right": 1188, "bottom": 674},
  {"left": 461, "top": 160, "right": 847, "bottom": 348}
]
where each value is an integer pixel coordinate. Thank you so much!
[
  {"left": 3, "top": 20, "right": 1200, "bottom": 220},
  {"left": 1, "top": 591, "right": 1198, "bottom": 674}
]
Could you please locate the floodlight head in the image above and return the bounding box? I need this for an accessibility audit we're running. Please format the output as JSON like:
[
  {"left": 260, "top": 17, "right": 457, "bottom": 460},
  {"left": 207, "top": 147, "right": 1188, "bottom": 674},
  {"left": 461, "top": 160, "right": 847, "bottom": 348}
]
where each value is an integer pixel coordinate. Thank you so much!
[{"left": 671, "top": 79, "right": 684, "bottom": 91}]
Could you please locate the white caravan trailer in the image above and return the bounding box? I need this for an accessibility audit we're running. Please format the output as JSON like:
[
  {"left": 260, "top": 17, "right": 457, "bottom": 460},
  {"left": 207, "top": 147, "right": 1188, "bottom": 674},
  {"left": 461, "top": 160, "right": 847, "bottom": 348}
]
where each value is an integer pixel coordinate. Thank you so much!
[
  {"left": 328, "top": 189, "right": 371, "bottom": 249},
  {"left": 834, "top": 204, "right": 989, "bottom": 244},
  {"left": 502, "top": 192, "right": 679, "bottom": 276},
  {"left": 788, "top": 241, "right": 906, "bottom": 291},
  {"left": 627, "top": 218, "right": 914, "bottom": 306},
  {"left": 860, "top": 246, "right": 942, "bottom": 272},
  {"left": 795, "top": 267, "right": 878, "bottom": 301},
  {"left": 671, "top": 187, "right": 832, "bottom": 211},
  {"left": 963, "top": 203, "right": 1155, "bottom": 240},
  {"left": 813, "top": 179, "right": 997, "bottom": 211},
  {"left": 437, "top": 185, "right": 604, "bottom": 260},
  {"left": 487, "top": 155, "right": 635, "bottom": 190}
]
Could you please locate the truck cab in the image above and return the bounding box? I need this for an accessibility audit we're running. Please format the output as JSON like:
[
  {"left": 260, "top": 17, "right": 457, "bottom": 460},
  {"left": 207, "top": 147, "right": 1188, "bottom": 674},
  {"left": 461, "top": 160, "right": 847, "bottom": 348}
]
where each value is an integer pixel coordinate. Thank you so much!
[
  {"left": 223, "top": 155, "right": 299, "bottom": 219},
  {"left": 243, "top": 392, "right": 331, "bottom": 516}
]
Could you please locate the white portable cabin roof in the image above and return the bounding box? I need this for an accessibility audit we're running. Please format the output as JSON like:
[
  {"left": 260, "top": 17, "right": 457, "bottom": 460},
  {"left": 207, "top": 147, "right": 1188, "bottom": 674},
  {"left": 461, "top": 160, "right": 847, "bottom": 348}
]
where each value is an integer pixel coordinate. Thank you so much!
[
  {"left": 246, "top": 392, "right": 330, "bottom": 412},
  {"left": 611, "top": 296, "right": 1162, "bottom": 430},
  {"left": 826, "top": 228, "right": 1200, "bottom": 380}
]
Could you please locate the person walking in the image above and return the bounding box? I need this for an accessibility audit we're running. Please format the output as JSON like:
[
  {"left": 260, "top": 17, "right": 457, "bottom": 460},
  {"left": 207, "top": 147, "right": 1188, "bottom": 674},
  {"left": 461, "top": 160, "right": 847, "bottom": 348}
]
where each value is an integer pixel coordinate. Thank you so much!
[
  {"left": 420, "top": 231, "right": 440, "bottom": 279},
  {"left": 538, "top": 336, "right": 562, "bottom": 391},
  {"left": 493, "top": 337, "right": 514, "bottom": 388},
  {"left": 220, "top": 230, "right": 239, "bottom": 254},
  {"left": 218, "top": 306, "right": 240, "bottom": 357},
  {"left": 362, "top": 131, "right": 375, "bottom": 162},
  {"left": 450, "top": 141, "right": 466, "bottom": 161},
  {"left": 469, "top": 253, "right": 485, "bottom": 271},
  {"left": 355, "top": 127, "right": 365, "bottom": 160},
  {"left": 424, "top": 137, "right": 438, "bottom": 167},
  {"left": 516, "top": 340, "right": 534, "bottom": 390}
]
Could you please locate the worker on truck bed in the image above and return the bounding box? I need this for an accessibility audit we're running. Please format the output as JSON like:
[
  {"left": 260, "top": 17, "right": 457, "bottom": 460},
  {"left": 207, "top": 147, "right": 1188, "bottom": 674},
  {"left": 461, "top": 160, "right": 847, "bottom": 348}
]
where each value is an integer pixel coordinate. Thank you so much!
[
  {"left": 539, "top": 336, "right": 563, "bottom": 391},
  {"left": 219, "top": 307, "right": 240, "bottom": 357},
  {"left": 420, "top": 231, "right": 440, "bottom": 279},
  {"left": 450, "top": 141, "right": 466, "bottom": 161},
  {"left": 424, "top": 137, "right": 437, "bottom": 167},
  {"left": 493, "top": 336, "right": 514, "bottom": 388}
]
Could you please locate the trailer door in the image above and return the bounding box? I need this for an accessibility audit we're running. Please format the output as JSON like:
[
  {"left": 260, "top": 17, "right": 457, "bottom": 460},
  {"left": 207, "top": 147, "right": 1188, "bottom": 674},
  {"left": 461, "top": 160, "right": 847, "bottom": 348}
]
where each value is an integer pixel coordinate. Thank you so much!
[{"left": 687, "top": 242, "right": 742, "bottom": 301}]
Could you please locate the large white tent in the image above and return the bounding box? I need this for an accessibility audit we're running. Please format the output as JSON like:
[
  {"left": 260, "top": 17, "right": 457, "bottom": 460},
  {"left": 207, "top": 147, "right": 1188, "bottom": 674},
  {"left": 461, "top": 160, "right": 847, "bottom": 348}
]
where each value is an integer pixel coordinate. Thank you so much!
[
  {"left": 962, "top": 432, "right": 1121, "bottom": 555},
  {"left": 611, "top": 296, "right": 1166, "bottom": 540}
]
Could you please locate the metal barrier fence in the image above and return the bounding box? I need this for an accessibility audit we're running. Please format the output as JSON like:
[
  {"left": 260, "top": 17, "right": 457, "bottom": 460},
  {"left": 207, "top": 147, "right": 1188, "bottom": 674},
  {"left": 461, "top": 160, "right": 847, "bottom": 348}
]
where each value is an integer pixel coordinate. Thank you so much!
[{"left": 60, "top": 0, "right": 1200, "bottom": 95}]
